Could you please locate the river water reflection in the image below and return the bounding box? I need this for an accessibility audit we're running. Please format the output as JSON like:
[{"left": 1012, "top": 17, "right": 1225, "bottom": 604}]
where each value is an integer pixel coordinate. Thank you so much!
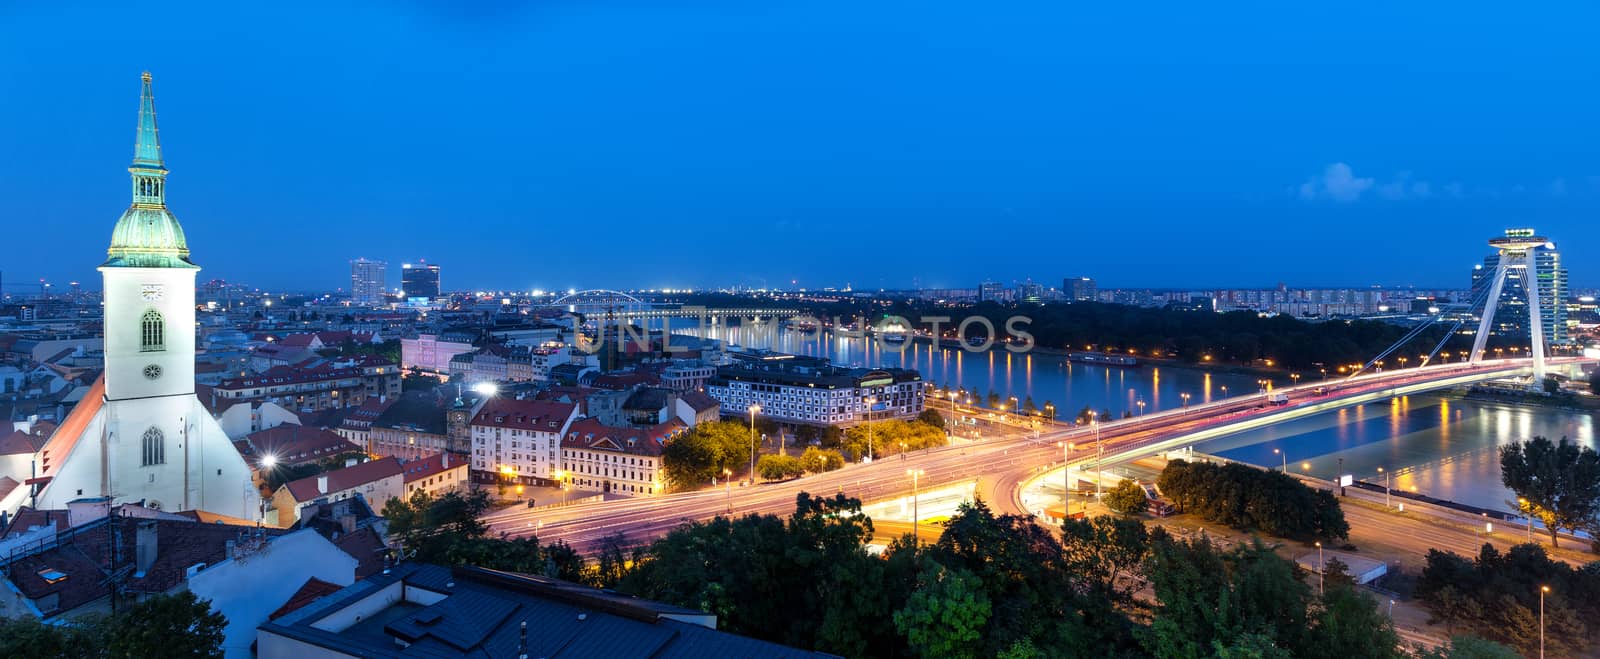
[{"left": 1193, "top": 395, "right": 1598, "bottom": 513}]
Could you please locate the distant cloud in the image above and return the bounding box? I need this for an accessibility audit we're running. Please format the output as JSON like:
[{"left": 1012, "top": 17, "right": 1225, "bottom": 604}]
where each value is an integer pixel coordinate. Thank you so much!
[
  {"left": 1297, "top": 166, "right": 1587, "bottom": 203},
  {"left": 1376, "top": 171, "right": 1432, "bottom": 201},
  {"left": 1298, "top": 163, "right": 1373, "bottom": 202}
]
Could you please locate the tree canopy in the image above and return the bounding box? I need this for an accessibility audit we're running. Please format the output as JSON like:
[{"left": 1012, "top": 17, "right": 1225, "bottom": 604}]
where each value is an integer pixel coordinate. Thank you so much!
[
  {"left": 1157, "top": 459, "right": 1348, "bottom": 541},
  {"left": 660, "top": 420, "right": 755, "bottom": 489},
  {"left": 1499, "top": 436, "right": 1600, "bottom": 547}
]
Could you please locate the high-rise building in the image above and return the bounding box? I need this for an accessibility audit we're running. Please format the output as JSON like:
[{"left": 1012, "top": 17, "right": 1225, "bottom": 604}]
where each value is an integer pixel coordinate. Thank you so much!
[
  {"left": 1065, "top": 276, "right": 1097, "bottom": 302},
  {"left": 0, "top": 73, "right": 259, "bottom": 519},
  {"left": 350, "top": 257, "right": 387, "bottom": 306},
  {"left": 1018, "top": 280, "right": 1044, "bottom": 303},
  {"left": 402, "top": 261, "right": 441, "bottom": 301},
  {"left": 978, "top": 280, "right": 1005, "bottom": 302},
  {"left": 1470, "top": 228, "right": 1569, "bottom": 345}
]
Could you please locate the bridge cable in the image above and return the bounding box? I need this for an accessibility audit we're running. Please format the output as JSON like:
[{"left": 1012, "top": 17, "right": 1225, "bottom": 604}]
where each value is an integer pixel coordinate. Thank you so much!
[{"left": 1348, "top": 283, "right": 1496, "bottom": 378}]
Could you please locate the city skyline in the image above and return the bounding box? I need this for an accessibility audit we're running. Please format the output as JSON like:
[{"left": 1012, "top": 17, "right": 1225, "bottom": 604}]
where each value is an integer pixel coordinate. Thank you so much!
[{"left": 3, "top": 3, "right": 1598, "bottom": 291}]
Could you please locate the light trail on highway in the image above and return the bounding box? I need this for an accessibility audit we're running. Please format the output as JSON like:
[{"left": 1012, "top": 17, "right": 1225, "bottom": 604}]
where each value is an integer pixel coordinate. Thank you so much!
[{"left": 483, "top": 358, "right": 1590, "bottom": 553}]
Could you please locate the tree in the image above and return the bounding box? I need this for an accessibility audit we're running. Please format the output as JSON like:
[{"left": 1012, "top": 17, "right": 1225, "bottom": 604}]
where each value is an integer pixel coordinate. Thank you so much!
[
  {"left": 1309, "top": 573, "right": 1403, "bottom": 659},
  {"left": 0, "top": 616, "right": 95, "bottom": 658},
  {"left": 1499, "top": 436, "right": 1600, "bottom": 547},
  {"left": 1157, "top": 459, "right": 1348, "bottom": 541},
  {"left": 894, "top": 562, "right": 991, "bottom": 659},
  {"left": 102, "top": 591, "right": 228, "bottom": 659},
  {"left": 800, "top": 446, "right": 845, "bottom": 474},
  {"left": 1143, "top": 535, "right": 1318, "bottom": 658},
  {"left": 1590, "top": 370, "right": 1600, "bottom": 396},
  {"left": 916, "top": 408, "right": 946, "bottom": 429},
  {"left": 1414, "top": 635, "right": 1523, "bottom": 659},
  {"left": 1060, "top": 514, "right": 1151, "bottom": 603},
  {"left": 1415, "top": 544, "right": 1595, "bottom": 656},
  {"left": 661, "top": 420, "right": 754, "bottom": 489},
  {"left": 1104, "top": 479, "right": 1149, "bottom": 515},
  {"left": 757, "top": 454, "right": 805, "bottom": 480},
  {"left": 0, "top": 592, "right": 228, "bottom": 658}
]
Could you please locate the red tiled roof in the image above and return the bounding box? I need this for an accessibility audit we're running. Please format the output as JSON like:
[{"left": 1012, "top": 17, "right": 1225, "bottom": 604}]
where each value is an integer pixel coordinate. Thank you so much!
[
  {"left": 333, "top": 525, "right": 389, "bottom": 579},
  {"left": 401, "top": 452, "right": 464, "bottom": 483},
  {"left": 679, "top": 390, "right": 721, "bottom": 414},
  {"left": 283, "top": 457, "right": 403, "bottom": 504},
  {"left": 269, "top": 577, "right": 345, "bottom": 620},
  {"left": 561, "top": 418, "right": 685, "bottom": 457},
  {"left": 3, "top": 508, "right": 70, "bottom": 539},
  {"left": 217, "top": 364, "right": 363, "bottom": 390},
  {"left": 0, "top": 427, "right": 50, "bottom": 456},
  {"left": 591, "top": 372, "right": 653, "bottom": 391},
  {"left": 469, "top": 399, "right": 576, "bottom": 432},
  {"left": 6, "top": 517, "right": 289, "bottom": 616}
]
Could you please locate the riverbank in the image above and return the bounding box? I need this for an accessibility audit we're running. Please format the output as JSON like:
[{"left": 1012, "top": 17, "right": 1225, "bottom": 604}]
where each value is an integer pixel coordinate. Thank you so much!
[
  {"left": 912, "top": 335, "right": 1290, "bottom": 379},
  {"left": 1461, "top": 385, "right": 1600, "bottom": 412}
]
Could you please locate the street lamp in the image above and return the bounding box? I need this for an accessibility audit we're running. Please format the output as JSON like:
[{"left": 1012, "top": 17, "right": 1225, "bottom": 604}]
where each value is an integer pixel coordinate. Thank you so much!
[
  {"left": 748, "top": 404, "right": 761, "bottom": 482},
  {"left": 1273, "top": 448, "right": 1286, "bottom": 472},
  {"left": 1541, "top": 585, "right": 1550, "bottom": 659},
  {"left": 1220, "top": 385, "right": 1228, "bottom": 399},
  {"left": 1180, "top": 392, "right": 1190, "bottom": 409},
  {"left": 1316, "top": 541, "right": 1324, "bottom": 596},
  {"left": 1091, "top": 413, "right": 1103, "bottom": 503},
  {"left": 1136, "top": 400, "right": 1145, "bottom": 416},
  {"left": 1377, "top": 467, "right": 1390, "bottom": 508},
  {"left": 1058, "top": 441, "right": 1072, "bottom": 511},
  {"left": 723, "top": 468, "right": 733, "bottom": 513},
  {"left": 907, "top": 468, "right": 925, "bottom": 544},
  {"left": 1520, "top": 497, "right": 1534, "bottom": 543},
  {"left": 1291, "top": 373, "right": 1301, "bottom": 386},
  {"left": 863, "top": 396, "right": 877, "bottom": 461}
]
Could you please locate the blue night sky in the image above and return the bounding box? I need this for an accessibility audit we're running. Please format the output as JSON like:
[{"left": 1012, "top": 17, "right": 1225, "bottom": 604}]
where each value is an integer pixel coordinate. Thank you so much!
[{"left": 2, "top": 2, "right": 1596, "bottom": 293}]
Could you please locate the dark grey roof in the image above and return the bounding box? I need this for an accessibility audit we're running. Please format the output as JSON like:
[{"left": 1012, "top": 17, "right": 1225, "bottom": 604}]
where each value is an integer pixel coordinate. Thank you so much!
[
  {"left": 371, "top": 395, "right": 447, "bottom": 435},
  {"left": 260, "top": 563, "right": 834, "bottom": 658}
]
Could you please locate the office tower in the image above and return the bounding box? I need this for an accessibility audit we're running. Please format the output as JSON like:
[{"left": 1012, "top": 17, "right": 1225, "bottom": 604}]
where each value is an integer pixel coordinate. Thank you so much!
[
  {"left": 351, "top": 257, "right": 387, "bottom": 305},
  {"left": 1065, "top": 276, "right": 1097, "bottom": 302},
  {"left": 402, "top": 261, "right": 441, "bottom": 301}
]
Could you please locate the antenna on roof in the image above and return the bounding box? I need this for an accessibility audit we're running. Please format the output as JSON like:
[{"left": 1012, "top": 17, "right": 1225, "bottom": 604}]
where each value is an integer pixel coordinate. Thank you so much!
[{"left": 518, "top": 620, "right": 528, "bottom": 659}]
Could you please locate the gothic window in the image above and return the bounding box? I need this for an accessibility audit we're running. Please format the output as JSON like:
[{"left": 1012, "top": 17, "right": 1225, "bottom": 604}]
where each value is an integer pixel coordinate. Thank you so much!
[
  {"left": 141, "top": 426, "right": 165, "bottom": 466},
  {"left": 140, "top": 310, "right": 164, "bottom": 352}
]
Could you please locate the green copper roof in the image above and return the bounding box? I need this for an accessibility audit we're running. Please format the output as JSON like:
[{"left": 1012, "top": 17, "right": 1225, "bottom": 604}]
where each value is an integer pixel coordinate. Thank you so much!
[
  {"left": 132, "top": 71, "right": 164, "bottom": 171},
  {"left": 106, "top": 72, "right": 196, "bottom": 269}
]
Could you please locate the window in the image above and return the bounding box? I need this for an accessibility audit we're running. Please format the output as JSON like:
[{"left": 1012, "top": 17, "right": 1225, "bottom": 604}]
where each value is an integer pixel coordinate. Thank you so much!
[
  {"left": 140, "top": 309, "right": 164, "bottom": 352},
  {"left": 141, "top": 426, "right": 165, "bottom": 466}
]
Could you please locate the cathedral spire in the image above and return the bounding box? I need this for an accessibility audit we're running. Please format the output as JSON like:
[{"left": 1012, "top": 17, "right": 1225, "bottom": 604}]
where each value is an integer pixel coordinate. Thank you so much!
[
  {"left": 106, "top": 72, "right": 194, "bottom": 269},
  {"left": 132, "top": 71, "right": 164, "bottom": 172}
]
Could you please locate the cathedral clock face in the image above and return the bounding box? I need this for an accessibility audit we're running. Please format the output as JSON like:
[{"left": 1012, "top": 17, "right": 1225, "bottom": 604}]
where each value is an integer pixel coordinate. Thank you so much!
[
  {"left": 143, "top": 364, "right": 163, "bottom": 380},
  {"left": 141, "top": 284, "right": 164, "bottom": 301}
]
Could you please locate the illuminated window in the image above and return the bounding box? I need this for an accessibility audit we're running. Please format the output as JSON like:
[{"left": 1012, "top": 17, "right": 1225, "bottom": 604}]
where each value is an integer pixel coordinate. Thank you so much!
[
  {"left": 141, "top": 426, "right": 165, "bottom": 466},
  {"left": 140, "top": 310, "right": 164, "bottom": 352}
]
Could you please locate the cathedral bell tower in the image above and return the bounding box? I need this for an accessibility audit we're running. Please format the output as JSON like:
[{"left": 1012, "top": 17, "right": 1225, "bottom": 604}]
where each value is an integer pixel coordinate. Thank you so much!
[{"left": 99, "top": 72, "right": 199, "bottom": 402}]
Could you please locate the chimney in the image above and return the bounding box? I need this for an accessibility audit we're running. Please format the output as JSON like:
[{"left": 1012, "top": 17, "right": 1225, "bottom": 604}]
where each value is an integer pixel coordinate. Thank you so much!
[
  {"left": 317, "top": 475, "right": 329, "bottom": 494},
  {"left": 441, "top": 453, "right": 448, "bottom": 469},
  {"left": 135, "top": 521, "right": 158, "bottom": 576}
]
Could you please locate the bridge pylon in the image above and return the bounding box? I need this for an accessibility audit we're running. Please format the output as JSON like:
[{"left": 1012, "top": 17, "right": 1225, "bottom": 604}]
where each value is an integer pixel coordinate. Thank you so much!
[{"left": 1469, "top": 229, "right": 1549, "bottom": 387}]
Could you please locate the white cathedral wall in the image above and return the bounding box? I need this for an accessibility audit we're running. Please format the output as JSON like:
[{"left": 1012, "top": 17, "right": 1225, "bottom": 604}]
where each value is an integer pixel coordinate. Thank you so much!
[{"left": 32, "top": 398, "right": 259, "bottom": 520}]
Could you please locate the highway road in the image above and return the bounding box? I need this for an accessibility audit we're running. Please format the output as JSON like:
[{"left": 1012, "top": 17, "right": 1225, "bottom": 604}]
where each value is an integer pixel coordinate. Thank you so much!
[{"left": 483, "top": 357, "right": 1589, "bottom": 554}]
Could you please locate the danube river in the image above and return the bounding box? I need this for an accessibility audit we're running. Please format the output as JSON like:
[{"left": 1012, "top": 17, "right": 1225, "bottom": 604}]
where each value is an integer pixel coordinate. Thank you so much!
[
  {"left": 1191, "top": 395, "right": 1598, "bottom": 514},
  {"left": 700, "top": 325, "right": 1271, "bottom": 419},
  {"left": 684, "top": 323, "right": 1593, "bottom": 513}
]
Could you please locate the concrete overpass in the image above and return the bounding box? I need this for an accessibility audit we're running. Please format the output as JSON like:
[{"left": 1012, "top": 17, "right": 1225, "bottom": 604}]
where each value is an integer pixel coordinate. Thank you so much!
[{"left": 483, "top": 357, "right": 1592, "bottom": 552}]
